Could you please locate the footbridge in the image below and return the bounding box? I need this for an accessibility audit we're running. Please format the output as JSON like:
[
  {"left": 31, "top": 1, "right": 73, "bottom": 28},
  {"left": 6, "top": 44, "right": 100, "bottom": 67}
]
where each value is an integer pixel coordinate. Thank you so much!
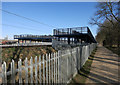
[{"left": 52, "top": 27, "right": 97, "bottom": 48}]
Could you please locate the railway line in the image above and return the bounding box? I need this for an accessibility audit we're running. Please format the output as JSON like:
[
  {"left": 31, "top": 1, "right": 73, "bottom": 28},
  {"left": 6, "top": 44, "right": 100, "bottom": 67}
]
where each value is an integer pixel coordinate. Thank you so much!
[{"left": 0, "top": 42, "right": 52, "bottom": 47}]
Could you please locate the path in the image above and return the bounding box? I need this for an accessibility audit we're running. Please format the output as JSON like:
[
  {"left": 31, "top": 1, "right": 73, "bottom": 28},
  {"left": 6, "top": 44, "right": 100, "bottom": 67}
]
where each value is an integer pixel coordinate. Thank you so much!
[{"left": 85, "top": 45, "right": 119, "bottom": 84}]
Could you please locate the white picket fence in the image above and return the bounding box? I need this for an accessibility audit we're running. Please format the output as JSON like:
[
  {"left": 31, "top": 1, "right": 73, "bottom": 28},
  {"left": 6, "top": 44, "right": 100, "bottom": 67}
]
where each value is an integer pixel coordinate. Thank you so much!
[{"left": 0, "top": 43, "right": 97, "bottom": 84}]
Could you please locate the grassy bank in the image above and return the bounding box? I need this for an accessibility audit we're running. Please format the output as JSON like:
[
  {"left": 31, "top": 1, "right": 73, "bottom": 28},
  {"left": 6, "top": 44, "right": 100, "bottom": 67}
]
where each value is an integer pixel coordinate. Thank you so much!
[
  {"left": 2, "top": 46, "right": 56, "bottom": 69},
  {"left": 105, "top": 46, "right": 120, "bottom": 56},
  {"left": 1, "top": 46, "right": 56, "bottom": 83},
  {"left": 68, "top": 47, "right": 97, "bottom": 84}
]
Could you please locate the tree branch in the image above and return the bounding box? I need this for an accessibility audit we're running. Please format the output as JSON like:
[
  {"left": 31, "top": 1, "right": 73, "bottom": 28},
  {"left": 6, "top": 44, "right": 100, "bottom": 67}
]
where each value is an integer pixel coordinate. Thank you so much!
[{"left": 106, "top": 2, "right": 120, "bottom": 22}]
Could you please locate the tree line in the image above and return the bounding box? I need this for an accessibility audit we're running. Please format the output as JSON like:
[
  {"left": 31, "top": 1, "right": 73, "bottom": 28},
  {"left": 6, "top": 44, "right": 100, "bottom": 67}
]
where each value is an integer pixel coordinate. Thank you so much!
[{"left": 90, "top": 1, "right": 120, "bottom": 48}]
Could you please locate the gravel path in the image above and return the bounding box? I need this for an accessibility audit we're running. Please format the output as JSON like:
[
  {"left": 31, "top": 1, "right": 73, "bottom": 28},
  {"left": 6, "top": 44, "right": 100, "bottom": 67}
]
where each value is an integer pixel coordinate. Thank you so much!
[{"left": 85, "top": 45, "right": 119, "bottom": 84}]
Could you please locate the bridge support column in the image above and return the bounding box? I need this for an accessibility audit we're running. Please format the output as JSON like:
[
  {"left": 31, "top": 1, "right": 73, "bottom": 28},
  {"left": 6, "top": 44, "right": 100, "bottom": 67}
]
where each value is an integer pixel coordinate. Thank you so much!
[
  {"left": 68, "top": 37, "right": 70, "bottom": 44},
  {"left": 22, "top": 40, "right": 23, "bottom": 43},
  {"left": 77, "top": 38, "right": 79, "bottom": 43},
  {"left": 18, "top": 40, "right": 19, "bottom": 43},
  {"left": 81, "top": 39, "right": 82, "bottom": 44},
  {"left": 58, "top": 37, "right": 60, "bottom": 41}
]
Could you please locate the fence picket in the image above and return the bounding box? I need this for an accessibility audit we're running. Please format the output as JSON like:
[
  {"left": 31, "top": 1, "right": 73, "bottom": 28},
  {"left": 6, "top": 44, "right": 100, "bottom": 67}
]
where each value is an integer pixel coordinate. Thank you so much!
[
  {"left": 39, "top": 56, "right": 41, "bottom": 83},
  {"left": 11, "top": 59, "right": 15, "bottom": 83},
  {"left": 59, "top": 51, "right": 62, "bottom": 84},
  {"left": 4, "top": 62, "right": 7, "bottom": 84},
  {"left": 46, "top": 54, "right": 48, "bottom": 83},
  {"left": 2, "top": 62, "right": 7, "bottom": 84},
  {"left": 67, "top": 56, "right": 68, "bottom": 82},
  {"left": 55, "top": 52, "right": 58, "bottom": 83},
  {"left": 18, "top": 59, "right": 22, "bottom": 84},
  {"left": 48, "top": 53, "right": 50, "bottom": 83},
  {"left": 58, "top": 51, "right": 60, "bottom": 83},
  {"left": 35, "top": 56, "right": 38, "bottom": 84},
  {"left": 54, "top": 53, "right": 55, "bottom": 83},
  {"left": 30, "top": 57, "right": 33, "bottom": 84},
  {"left": 51, "top": 53, "right": 53, "bottom": 84},
  {"left": 1, "top": 64, "right": 4, "bottom": 84},
  {"left": 43, "top": 55, "right": 45, "bottom": 84},
  {"left": 25, "top": 58, "right": 28, "bottom": 84}
]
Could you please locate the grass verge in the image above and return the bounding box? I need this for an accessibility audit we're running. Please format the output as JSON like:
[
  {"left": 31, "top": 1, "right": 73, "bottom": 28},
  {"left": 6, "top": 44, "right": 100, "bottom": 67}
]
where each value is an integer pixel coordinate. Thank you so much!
[
  {"left": 68, "top": 47, "right": 97, "bottom": 85},
  {"left": 105, "top": 46, "right": 120, "bottom": 56}
]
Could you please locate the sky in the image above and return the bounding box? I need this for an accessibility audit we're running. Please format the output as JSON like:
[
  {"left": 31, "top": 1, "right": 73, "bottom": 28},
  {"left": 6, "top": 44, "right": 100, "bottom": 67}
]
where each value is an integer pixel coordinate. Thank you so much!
[{"left": 2, "top": 2, "right": 98, "bottom": 40}]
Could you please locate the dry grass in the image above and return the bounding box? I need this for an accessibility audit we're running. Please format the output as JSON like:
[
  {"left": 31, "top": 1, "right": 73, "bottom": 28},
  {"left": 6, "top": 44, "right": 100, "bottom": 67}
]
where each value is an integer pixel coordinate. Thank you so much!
[
  {"left": 1, "top": 46, "right": 56, "bottom": 83},
  {"left": 2, "top": 46, "right": 56, "bottom": 70}
]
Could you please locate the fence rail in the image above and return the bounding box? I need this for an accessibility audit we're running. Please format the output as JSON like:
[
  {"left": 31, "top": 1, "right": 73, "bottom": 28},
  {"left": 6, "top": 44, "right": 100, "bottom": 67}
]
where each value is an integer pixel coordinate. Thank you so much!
[{"left": 0, "top": 43, "right": 97, "bottom": 84}]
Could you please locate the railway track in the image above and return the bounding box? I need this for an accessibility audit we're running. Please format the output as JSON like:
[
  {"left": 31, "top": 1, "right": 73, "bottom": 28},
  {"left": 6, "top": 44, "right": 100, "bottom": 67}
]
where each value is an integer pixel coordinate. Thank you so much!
[{"left": 0, "top": 42, "right": 52, "bottom": 47}]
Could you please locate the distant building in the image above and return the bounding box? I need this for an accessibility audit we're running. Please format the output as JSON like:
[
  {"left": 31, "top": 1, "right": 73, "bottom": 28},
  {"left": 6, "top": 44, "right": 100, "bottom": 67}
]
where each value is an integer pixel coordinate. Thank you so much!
[{"left": 4, "top": 35, "right": 8, "bottom": 40}]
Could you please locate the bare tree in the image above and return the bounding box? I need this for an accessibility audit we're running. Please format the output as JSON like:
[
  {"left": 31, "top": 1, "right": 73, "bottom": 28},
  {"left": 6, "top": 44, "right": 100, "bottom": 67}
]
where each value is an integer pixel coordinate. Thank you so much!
[
  {"left": 91, "top": 1, "right": 120, "bottom": 48},
  {"left": 90, "top": 1, "right": 119, "bottom": 27}
]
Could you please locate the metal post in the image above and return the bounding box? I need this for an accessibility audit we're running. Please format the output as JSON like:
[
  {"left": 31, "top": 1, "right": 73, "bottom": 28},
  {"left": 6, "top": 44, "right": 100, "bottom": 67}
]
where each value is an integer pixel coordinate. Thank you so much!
[
  {"left": 25, "top": 58, "right": 28, "bottom": 84},
  {"left": 18, "top": 40, "right": 19, "bottom": 43},
  {"left": 39, "top": 56, "right": 41, "bottom": 83},
  {"left": 43, "top": 55, "right": 45, "bottom": 84},
  {"left": 68, "top": 37, "right": 70, "bottom": 44}
]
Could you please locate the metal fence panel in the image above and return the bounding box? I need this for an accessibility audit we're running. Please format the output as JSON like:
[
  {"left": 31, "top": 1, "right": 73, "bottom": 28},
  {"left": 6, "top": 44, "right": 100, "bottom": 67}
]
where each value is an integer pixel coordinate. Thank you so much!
[{"left": 1, "top": 43, "right": 97, "bottom": 84}]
